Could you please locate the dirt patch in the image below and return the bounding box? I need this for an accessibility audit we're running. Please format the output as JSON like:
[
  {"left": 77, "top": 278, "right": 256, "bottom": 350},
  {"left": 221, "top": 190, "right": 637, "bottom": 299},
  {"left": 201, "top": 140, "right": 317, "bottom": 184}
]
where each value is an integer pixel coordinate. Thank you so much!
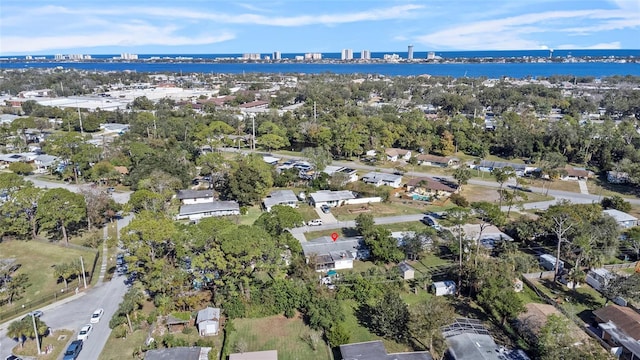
[{"left": 461, "top": 184, "right": 501, "bottom": 203}]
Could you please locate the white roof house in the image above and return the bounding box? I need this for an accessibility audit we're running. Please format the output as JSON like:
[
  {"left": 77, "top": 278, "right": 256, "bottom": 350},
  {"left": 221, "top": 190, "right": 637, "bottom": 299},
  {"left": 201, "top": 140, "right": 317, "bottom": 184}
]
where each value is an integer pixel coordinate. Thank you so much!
[
  {"left": 176, "top": 201, "right": 240, "bottom": 221},
  {"left": 361, "top": 172, "right": 403, "bottom": 188},
  {"left": 603, "top": 209, "right": 638, "bottom": 228},
  {"left": 302, "top": 236, "right": 366, "bottom": 272},
  {"left": 309, "top": 190, "right": 356, "bottom": 208},
  {"left": 262, "top": 189, "right": 298, "bottom": 211}
]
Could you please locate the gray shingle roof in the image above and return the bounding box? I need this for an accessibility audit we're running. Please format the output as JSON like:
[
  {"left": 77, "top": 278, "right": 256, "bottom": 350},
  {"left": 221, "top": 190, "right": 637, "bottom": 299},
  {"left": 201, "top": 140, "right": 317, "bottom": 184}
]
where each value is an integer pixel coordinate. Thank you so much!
[{"left": 178, "top": 201, "right": 239, "bottom": 216}]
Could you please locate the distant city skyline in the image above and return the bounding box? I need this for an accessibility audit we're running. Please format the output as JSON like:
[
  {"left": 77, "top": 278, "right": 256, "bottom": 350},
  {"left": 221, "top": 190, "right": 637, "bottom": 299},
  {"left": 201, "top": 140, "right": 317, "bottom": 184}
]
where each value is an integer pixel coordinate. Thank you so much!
[{"left": 1, "top": 0, "right": 638, "bottom": 56}]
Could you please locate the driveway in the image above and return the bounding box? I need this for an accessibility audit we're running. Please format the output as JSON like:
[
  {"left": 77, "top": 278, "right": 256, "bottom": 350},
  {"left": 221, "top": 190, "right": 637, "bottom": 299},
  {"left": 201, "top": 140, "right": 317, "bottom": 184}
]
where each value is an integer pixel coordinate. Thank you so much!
[
  {"left": 25, "top": 176, "right": 132, "bottom": 205},
  {"left": 315, "top": 207, "right": 338, "bottom": 224}
]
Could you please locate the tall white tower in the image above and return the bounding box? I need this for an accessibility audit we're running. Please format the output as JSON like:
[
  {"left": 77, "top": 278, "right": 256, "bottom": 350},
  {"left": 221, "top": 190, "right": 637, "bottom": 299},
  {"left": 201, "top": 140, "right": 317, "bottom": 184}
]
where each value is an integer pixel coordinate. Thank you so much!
[{"left": 408, "top": 44, "right": 414, "bottom": 60}]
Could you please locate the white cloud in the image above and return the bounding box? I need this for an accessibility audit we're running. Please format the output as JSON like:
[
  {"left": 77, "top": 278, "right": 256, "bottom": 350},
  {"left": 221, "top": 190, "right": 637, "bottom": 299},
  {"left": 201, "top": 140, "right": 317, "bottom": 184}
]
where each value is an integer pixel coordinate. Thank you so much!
[
  {"left": 414, "top": 8, "right": 637, "bottom": 50},
  {"left": 0, "top": 23, "right": 235, "bottom": 53}
]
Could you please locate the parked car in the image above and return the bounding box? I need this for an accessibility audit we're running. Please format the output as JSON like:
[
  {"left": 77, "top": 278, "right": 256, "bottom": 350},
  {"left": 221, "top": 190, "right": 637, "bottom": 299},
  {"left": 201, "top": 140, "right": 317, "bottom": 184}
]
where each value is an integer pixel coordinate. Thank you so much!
[
  {"left": 25, "top": 310, "right": 43, "bottom": 319},
  {"left": 77, "top": 324, "right": 93, "bottom": 341},
  {"left": 321, "top": 205, "right": 331, "bottom": 214},
  {"left": 307, "top": 219, "right": 323, "bottom": 226},
  {"left": 116, "top": 253, "right": 125, "bottom": 266},
  {"left": 63, "top": 340, "right": 83, "bottom": 360},
  {"left": 421, "top": 215, "right": 441, "bottom": 231},
  {"left": 90, "top": 308, "right": 104, "bottom": 323},
  {"left": 5, "top": 355, "right": 23, "bottom": 360}
]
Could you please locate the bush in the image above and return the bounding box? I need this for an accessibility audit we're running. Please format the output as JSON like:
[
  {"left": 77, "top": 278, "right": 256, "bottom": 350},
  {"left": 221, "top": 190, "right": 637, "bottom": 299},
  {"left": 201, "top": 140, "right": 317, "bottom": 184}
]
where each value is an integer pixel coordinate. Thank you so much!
[
  {"left": 449, "top": 193, "right": 469, "bottom": 207},
  {"left": 325, "top": 323, "right": 350, "bottom": 347},
  {"left": 181, "top": 326, "right": 194, "bottom": 335},
  {"left": 162, "top": 334, "right": 189, "bottom": 348}
]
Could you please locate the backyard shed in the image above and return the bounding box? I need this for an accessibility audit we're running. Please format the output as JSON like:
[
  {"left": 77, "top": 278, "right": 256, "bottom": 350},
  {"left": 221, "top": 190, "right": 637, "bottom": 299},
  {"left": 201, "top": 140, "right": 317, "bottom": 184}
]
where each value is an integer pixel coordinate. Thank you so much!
[
  {"left": 398, "top": 262, "right": 415, "bottom": 280},
  {"left": 432, "top": 280, "right": 456, "bottom": 296}
]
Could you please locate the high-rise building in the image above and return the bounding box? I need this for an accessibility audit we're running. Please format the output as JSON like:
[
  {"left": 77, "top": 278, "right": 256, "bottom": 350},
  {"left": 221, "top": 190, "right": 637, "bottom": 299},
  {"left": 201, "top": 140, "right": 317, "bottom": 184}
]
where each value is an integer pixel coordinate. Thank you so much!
[
  {"left": 408, "top": 45, "right": 414, "bottom": 60},
  {"left": 273, "top": 51, "right": 281, "bottom": 60},
  {"left": 361, "top": 50, "right": 371, "bottom": 60},
  {"left": 427, "top": 52, "right": 436, "bottom": 60},
  {"left": 304, "top": 53, "right": 322, "bottom": 60},
  {"left": 242, "top": 53, "right": 261, "bottom": 60},
  {"left": 341, "top": 49, "right": 353, "bottom": 60}
]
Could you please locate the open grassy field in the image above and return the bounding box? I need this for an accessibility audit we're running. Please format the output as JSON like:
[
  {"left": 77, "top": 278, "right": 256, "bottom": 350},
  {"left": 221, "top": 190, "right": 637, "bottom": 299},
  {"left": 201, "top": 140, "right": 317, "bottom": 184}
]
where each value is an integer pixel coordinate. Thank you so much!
[
  {"left": 237, "top": 205, "right": 262, "bottom": 226},
  {"left": 228, "top": 314, "right": 332, "bottom": 360},
  {"left": 0, "top": 240, "right": 97, "bottom": 311},
  {"left": 99, "top": 327, "right": 148, "bottom": 360},
  {"left": 331, "top": 202, "right": 425, "bottom": 221}
]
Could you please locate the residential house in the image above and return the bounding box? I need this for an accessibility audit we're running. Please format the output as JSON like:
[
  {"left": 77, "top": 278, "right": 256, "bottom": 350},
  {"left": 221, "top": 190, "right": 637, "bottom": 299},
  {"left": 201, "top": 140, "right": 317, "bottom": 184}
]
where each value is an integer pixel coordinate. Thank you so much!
[
  {"left": 476, "top": 160, "right": 534, "bottom": 177},
  {"left": 176, "top": 189, "right": 215, "bottom": 205},
  {"left": 559, "top": 165, "right": 593, "bottom": 181},
  {"left": 339, "top": 340, "right": 433, "bottom": 360},
  {"left": 176, "top": 201, "right": 240, "bottom": 222},
  {"left": 397, "top": 262, "right": 415, "bottom": 280},
  {"left": 586, "top": 268, "right": 615, "bottom": 292},
  {"left": 309, "top": 190, "right": 356, "bottom": 208},
  {"left": 33, "top": 154, "right": 58, "bottom": 173},
  {"left": 144, "top": 347, "right": 211, "bottom": 360},
  {"left": 302, "top": 236, "right": 366, "bottom": 272},
  {"left": 100, "top": 123, "right": 130, "bottom": 135},
  {"left": 262, "top": 189, "right": 298, "bottom": 212},
  {"left": 323, "top": 166, "right": 359, "bottom": 183},
  {"left": 608, "top": 171, "right": 630, "bottom": 184},
  {"left": 385, "top": 148, "right": 412, "bottom": 162},
  {"left": 229, "top": 350, "right": 278, "bottom": 360},
  {"left": 603, "top": 209, "right": 638, "bottom": 229},
  {"left": 362, "top": 172, "right": 403, "bottom": 188},
  {"left": 196, "top": 307, "right": 221, "bottom": 336},
  {"left": 405, "top": 177, "right": 458, "bottom": 198},
  {"left": 416, "top": 154, "right": 459, "bottom": 168},
  {"left": 592, "top": 304, "right": 640, "bottom": 360}
]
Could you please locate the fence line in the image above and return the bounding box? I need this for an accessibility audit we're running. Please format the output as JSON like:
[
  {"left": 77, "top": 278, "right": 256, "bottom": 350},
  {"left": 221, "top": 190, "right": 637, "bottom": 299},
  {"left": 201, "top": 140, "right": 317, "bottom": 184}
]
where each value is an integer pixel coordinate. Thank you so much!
[{"left": 0, "top": 287, "right": 78, "bottom": 322}]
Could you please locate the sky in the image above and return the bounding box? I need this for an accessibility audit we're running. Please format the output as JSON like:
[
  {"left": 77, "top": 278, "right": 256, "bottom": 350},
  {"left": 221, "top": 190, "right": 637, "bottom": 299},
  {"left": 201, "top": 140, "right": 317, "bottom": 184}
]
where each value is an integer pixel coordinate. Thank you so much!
[{"left": 1, "top": 0, "right": 639, "bottom": 55}]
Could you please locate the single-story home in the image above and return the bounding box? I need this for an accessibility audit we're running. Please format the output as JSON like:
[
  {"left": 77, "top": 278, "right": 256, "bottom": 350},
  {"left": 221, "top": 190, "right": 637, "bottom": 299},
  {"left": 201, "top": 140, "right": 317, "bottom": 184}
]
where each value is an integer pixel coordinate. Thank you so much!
[
  {"left": 262, "top": 156, "right": 280, "bottom": 165},
  {"left": 607, "top": 171, "right": 630, "bottom": 184},
  {"left": 176, "top": 201, "right": 240, "bottom": 221},
  {"left": 593, "top": 304, "right": 640, "bottom": 360},
  {"left": 603, "top": 209, "right": 638, "bottom": 229},
  {"left": 475, "top": 160, "right": 534, "bottom": 177},
  {"left": 340, "top": 340, "right": 433, "bottom": 360},
  {"left": 196, "top": 307, "right": 221, "bottom": 336},
  {"left": 586, "top": 268, "right": 615, "bottom": 292},
  {"left": 559, "top": 165, "right": 593, "bottom": 181},
  {"left": 302, "top": 236, "right": 366, "bottom": 272},
  {"left": 416, "top": 154, "right": 459, "bottom": 168},
  {"left": 432, "top": 280, "right": 456, "bottom": 296},
  {"left": 262, "top": 189, "right": 298, "bottom": 212},
  {"left": 361, "top": 172, "right": 403, "bottom": 188},
  {"left": 405, "top": 177, "right": 458, "bottom": 197},
  {"left": 176, "top": 189, "right": 215, "bottom": 205},
  {"left": 385, "top": 148, "right": 412, "bottom": 162},
  {"left": 33, "top": 154, "right": 58, "bottom": 173},
  {"left": 229, "top": 350, "right": 278, "bottom": 360},
  {"left": 441, "top": 318, "right": 529, "bottom": 360},
  {"left": 144, "top": 347, "right": 211, "bottom": 360},
  {"left": 323, "top": 165, "right": 359, "bottom": 183},
  {"left": 309, "top": 190, "right": 356, "bottom": 208},
  {"left": 398, "top": 262, "right": 415, "bottom": 280}
]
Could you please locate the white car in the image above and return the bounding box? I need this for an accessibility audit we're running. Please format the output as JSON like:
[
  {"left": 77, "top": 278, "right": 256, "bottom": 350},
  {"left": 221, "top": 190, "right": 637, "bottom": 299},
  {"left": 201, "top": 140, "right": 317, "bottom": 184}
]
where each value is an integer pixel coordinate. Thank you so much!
[
  {"left": 77, "top": 324, "right": 92, "bottom": 341},
  {"left": 90, "top": 308, "right": 104, "bottom": 323},
  {"left": 307, "top": 219, "right": 323, "bottom": 226}
]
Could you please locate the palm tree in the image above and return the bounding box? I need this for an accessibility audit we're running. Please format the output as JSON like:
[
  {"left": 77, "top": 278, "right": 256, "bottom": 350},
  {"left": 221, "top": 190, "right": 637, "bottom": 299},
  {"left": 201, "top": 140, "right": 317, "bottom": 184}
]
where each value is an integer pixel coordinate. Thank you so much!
[
  {"left": 7, "top": 319, "right": 29, "bottom": 348},
  {"left": 452, "top": 168, "right": 471, "bottom": 192}
]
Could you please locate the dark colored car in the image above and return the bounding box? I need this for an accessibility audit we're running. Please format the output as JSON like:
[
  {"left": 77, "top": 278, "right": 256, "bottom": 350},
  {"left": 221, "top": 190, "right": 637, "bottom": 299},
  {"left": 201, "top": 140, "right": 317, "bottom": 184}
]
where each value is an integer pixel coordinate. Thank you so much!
[
  {"left": 321, "top": 205, "right": 331, "bottom": 213},
  {"left": 5, "top": 355, "right": 23, "bottom": 360},
  {"left": 63, "top": 340, "right": 83, "bottom": 360}
]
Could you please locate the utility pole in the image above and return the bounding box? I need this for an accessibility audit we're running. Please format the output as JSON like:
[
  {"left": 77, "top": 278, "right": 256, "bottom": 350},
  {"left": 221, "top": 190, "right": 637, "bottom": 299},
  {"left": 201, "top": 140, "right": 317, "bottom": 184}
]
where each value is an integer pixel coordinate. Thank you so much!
[
  {"left": 313, "top": 101, "right": 317, "bottom": 122},
  {"left": 252, "top": 116, "right": 256, "bottom": 151},
  {"left": 31, "top": 313, "right": 42, "bottom": 355},
  {"left": 76, "top": 101, "right": 84, "bottom": 135},
  {"left": 80, "top": 256, "right": 87, "bottom": 289}
]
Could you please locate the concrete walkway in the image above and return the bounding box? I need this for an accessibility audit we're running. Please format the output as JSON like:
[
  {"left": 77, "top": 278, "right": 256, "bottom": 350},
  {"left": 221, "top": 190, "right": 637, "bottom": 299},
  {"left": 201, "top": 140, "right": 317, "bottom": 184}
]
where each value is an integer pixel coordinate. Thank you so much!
[
  {"left": 97, "top": 225, "right": 109, "bottom": 284},
  {"left": 578, "top": 180, "right": 589, "bottom": 195}
]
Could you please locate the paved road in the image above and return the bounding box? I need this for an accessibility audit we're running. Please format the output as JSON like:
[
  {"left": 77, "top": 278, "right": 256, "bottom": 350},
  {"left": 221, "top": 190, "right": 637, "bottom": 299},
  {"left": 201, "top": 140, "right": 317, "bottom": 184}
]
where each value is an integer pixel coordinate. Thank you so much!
[{"left": 25, "top": 176, "right": 132, "bottom": 204}]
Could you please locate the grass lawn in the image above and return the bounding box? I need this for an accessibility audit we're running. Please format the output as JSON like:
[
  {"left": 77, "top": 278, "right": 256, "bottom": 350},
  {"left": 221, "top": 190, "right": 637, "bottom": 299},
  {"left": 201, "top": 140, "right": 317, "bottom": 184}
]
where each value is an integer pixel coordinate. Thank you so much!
[
  {"left": 331, "top": 202, "right": 425, "bottom": 221},
  {"left": 228, "top": 314, "right": 332, "bottom": 360},
  {"left": 0, "top": 240, "right": 97, "bottom": 312},
  {"left": 11, "top": 329, "right": 74, "bottom": 360},
  {"left": 586, "top": 178, "right": 638, "bottom": 199},
  {"left": 298, "top": 204, "right": 321, "bottom": 222},
  {"left": 529, "top": 278, "right": 606, "bottom": 324},
  {"left": 528, "top": 178, "right": 581, "bottom": 193},
  {"left": 99, "top": 327, "right": 148, "bottom": 360},
  {"left": 237, "top": 205, "right": 262, "bottom": 226}
]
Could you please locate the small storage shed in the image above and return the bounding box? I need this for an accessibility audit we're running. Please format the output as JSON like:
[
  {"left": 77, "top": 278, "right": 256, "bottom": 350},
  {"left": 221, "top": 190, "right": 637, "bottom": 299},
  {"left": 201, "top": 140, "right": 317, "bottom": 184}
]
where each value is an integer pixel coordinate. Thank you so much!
[
  {"left": 398, "top": 262, "right": 415, "bottom": 280},
  {"left": 432, "top": 280, "right": 456, "bottom": 296}
]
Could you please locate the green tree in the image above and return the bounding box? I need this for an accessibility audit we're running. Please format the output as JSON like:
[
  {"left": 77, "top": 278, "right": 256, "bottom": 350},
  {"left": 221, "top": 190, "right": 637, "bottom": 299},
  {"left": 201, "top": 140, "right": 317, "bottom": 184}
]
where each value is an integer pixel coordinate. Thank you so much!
[
  {"left": 254, "top": 205, "right": 304, "bottom": 236},
  {"left": 364, "top": 228, "right": 404, "bottom": 264},
  {"left": 601, "top": 195, "right": 632, "bottom": 213},
  {"left": 409, "top": 296, "right": 455, "bottom": 356},
  {"left": 491, "top": 166, "right": 514, "bottom": 207},
  {"left": 476, "top": 271, "right": 525, "bottom": 325},
  {"left": 7, "top": 316, "right": 48, "bottom": 348},
  {"left": 196, "top": 152, "right": 226, "bottom": 189},
  {"left": 326, "top": 323, "right": 350, "bottom": 347},
  {"left": 36, "top": 188, "right": 87, "bottom": 244},
  {"left": 355, "top": 211, "right": 375, "bottom": 235},
  {"left": 471, "top": 201, "right": 505, "bottom": 266},
  {"left": 224, "top": 154, "right": 274, "bottom": 206},
  {"left": 8, "top": 162, "right": 33, "bottom": 175},
  {"left": 445, "top": 206, "right": 471, "bottom": 294},
  {"left": 452, "top": 168, "right": 471, "bottom": 191},
  {"left": 302, "top": 147, "right": 333, "bottom": 176},
  {"left": 366, "top": 292, "right": 409, "bottom": 342},
  {"left": 258, "top": 133, "right": 289, "bottom": 151},
  {"left": 0, "top": 185, "right": 42, "bottom": 239},
  {"left": 3, "top": 273, "right": 30, "bottom": 304},
  {"left": 128, "top": 189, "right": 166, "bottom": 213}
]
